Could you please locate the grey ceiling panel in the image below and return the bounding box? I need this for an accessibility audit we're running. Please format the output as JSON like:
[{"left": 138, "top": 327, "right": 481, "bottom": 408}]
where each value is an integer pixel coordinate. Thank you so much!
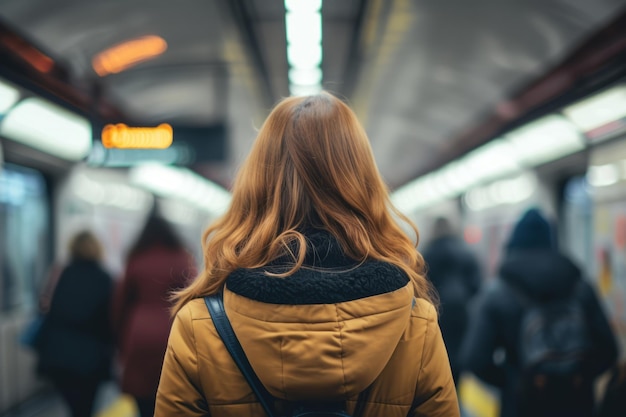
[{"left": 1, "top": 0, "right": 624, "bottom": 189}]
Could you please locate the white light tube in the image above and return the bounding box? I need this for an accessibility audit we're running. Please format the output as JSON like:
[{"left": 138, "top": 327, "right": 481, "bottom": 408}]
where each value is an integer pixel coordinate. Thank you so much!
[
  {"left": 462, "top": 139, "right": 520, "bottom": 184},
  {"left": 129, "top": 163, "right": 231, "bottom": 216},
  {"left": 73, "top": 173, "right": 152, "bottom": 211},
  {"left": 506, "top": 115, "right": 585, "bottom": 166},
  {"left": 285, "top": 0, "right": 322, "bottom": 12},
  {"left": 563, "top": 85, "right": 626, "bottom": 132},
  {"left": 288, "top": 43, "right": 322, "bottom": 69},
  {"left": 587, "top": 164, "right": 619, "bottom": 187},
  {"left": 463, "top": 174, "right": 534, "bottom": 211},
  {"left": 440, "top": 160, "right": 477, "bottom": 194},
  {"left": 0, "top": 98, "right": 92, "bottom": 161},
  {"left": 0, "top": 80, "right": 20, "bottom": 114},
  {"left": 289, "top": 84, "right": 322, "bottom": 96},
  {"left": 391, "top": 173, "right": 447, "bottom": 214},
  {"left": 160, "top": 199, "right": 197, "bottom": 225},
  {"left": 286, "top": 11, "right": 322, "bottom": 46},
  {"left": 289, "top": 67, "right": 323, "bottom": 85}
]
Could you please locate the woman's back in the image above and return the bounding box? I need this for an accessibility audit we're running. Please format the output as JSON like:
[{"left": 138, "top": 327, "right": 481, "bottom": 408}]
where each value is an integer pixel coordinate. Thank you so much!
[
  {"left": 156, "top": 231, "right": 458, "bottom": 416},
  {"left": 155, "top": 92, "right": 459, "bottom": 416}
]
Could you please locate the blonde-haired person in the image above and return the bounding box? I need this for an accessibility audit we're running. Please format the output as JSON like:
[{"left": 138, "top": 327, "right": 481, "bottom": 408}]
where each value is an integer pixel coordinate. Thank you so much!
[
  {"left": 36, "top": 231, "right": 114, "bottom": 417},
  {"left": 155, "top": 93, "right": 459, "bottom": 417}
]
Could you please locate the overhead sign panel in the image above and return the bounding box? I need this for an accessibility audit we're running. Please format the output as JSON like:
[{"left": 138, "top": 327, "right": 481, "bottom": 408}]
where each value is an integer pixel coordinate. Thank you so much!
[{"left": 102, "top": 123, "right": 173, "bottom": 149}]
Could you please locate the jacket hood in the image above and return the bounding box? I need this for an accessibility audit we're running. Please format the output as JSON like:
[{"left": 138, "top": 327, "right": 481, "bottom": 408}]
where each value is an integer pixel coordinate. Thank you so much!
[
  {"left": 506, "top": 208, "right": 554, "bottom": 251},
  {"left": 499, "top": 249, "right": 581, "bottom": 299},
  {"left": 223, "top": 230, "right": 414, "bottom": 400}
]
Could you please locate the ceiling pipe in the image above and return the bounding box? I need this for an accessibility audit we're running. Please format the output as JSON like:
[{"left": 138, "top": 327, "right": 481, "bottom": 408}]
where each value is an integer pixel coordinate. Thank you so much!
[{"left": 0, "top": 19, "right": 127, "bottom": 123}]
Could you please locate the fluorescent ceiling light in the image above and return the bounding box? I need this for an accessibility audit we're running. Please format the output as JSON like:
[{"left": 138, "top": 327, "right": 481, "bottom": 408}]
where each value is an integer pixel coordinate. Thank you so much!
[
  {"left": 73, "top": 173, "right": 152, "bottom": 211},
  {"left": 506, "top": 115, "right": 585, "bottom": 166},
  {"left": 129, "top": 163, "right": 231, "bottom": 216},
  {"left": 430, "top": 170, "right": 456, "bottom": 198},
  {"left": 286, "top": 11, "right": 322, "bottom": 45},
  {"left": 289, "top": 67, "right": 322, "bottom": 85},
  {"left": 0, "top": 98, "right": 92, "bottom": 161},
  {"left": 439, "top": 160, "right": 478, "bottom": 194},
  {"left": 391, "top": 173, "right": 447, "bottom": 214},
  {"left": 0, "top": 80, "right": 20, "bottom": 114},
  {"left": 462, "top": 139, "right": 520, "bottom": 184},
  {"left": 288, "top": 44, "right": 322, "bottom": 68},
  {"left": 290, "top": 84, "right": 322, "bottom": 96},
  {"left": 159, "top": 199, "right": 198, "bottom": 225},
  {"left": 464, "top": 174, "right": 535, "bottom": 211},
  {"left": 563, "top": 85, "right": 626, "bottom": 132},
  {"left": 587, "top": 163, "right": 619, "bottom": 187},
  {"left": 285, "top": 0, "right": 322, "bottom": 12}
]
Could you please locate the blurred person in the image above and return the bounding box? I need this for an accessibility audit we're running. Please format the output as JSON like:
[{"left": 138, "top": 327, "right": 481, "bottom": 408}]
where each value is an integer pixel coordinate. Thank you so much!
[
  {"left": 597, "top": 361, "right": 626, "bottom": 417},
  {"left": 112, "top": 215, "right": 195, "bottom": 417},
  {"left": 422, "top": 216, "right": 481, "bottom": 384},
  {"left": 36, "top": 231, "right": 113, "bottom": 417},
  {"left": 461, "top": 208, "right": 618, "bottom": 417},
  {"left": 155, "top": 92, "right": 460, "bottom": 416}
]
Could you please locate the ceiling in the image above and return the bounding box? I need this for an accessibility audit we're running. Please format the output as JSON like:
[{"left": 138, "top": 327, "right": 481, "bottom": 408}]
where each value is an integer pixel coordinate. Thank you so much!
[{"left": 0, "top": 0, "right": 625, "bottom": 189}]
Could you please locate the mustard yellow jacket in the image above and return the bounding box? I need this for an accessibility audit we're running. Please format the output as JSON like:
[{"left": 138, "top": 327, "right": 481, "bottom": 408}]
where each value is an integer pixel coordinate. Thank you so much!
[{"left": 155, "top": 233, "right": 459, "bottom": 417}]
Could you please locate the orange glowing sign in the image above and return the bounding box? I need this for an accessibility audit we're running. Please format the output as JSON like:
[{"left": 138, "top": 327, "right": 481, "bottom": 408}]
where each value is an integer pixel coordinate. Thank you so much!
[
  {"left": 92, "top": 35, "right": 167, "bottom": 76},
  {"left": 102, "top": 123, "right": 173, "bottom": 149}
]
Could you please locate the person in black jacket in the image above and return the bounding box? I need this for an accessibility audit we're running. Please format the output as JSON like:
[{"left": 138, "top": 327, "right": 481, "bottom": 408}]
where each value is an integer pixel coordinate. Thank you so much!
[
  {"left": 36, "top": 231, "right": 114, "bottom": 417},
  {"left": 422, "top": 217, "right": 481, "bottom": 384},
  {"left": 460, "top": 208, "right": 618, "bottom": 417}
]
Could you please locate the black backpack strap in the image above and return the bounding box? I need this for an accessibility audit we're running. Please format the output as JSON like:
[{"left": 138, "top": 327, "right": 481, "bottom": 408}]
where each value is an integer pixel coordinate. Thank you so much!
[
  {"left": 205, "top": 292, "right": 277, "bottom": 417},
  {"left": 353, "top": 385, "right": 371, "bottom": 417}
]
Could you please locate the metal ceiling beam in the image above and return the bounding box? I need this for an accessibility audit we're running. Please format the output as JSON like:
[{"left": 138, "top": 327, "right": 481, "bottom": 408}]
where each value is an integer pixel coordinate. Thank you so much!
[
  {"left": 340, "top": 0, "right": 373, "bottom": 98},
  {"left": 221, "top": 0, "right": 274, "bottom": 106}
]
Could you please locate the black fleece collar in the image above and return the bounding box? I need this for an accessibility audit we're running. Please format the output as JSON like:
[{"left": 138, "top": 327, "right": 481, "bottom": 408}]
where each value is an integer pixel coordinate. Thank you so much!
[{"left": 226, "top": 230, "right": 409, "bottom": 305}]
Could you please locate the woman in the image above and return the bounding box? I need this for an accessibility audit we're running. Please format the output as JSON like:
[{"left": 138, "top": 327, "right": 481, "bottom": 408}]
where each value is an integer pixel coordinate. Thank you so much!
[
  {"left": 112, "top": 215, "right": 194, "bottom": 417},
  {"left": 36, "top": 231, "right": 113, "bottom": 417},
  {"left": 155, "top": 92, "right": 459, "bottom": 416}
]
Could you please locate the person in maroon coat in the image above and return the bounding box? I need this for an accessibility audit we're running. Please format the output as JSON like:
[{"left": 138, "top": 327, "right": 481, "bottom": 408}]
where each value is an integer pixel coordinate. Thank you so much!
[{"left": 112, "top": 215, "right": 195, "bottom": 417}]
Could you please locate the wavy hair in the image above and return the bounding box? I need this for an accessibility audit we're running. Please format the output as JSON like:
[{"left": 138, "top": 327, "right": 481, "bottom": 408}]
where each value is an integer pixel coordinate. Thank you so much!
[{"left": 172, "top": 92, "right": 435, "bottom": 314}]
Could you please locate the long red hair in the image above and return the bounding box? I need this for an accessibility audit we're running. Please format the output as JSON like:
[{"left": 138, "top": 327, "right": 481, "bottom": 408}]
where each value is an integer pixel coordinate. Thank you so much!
[{"left": 172, "top": 92, "right": 435, "bottom": 314}]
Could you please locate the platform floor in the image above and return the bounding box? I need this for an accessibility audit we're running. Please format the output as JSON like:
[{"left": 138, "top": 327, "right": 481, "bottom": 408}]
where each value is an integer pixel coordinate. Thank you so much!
[
  {"left": 1, "top": 377, "right": 490, "bottom": 417},
  {"left": 0, "top": 383, "right": 136, "bottom": 417}
]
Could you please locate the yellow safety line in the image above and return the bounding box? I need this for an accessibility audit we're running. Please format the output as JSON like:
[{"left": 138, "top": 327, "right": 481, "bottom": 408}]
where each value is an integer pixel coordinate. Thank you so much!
[
  {"left": 458, "top": 374, "right": 500, "bottom": 417},
  {"left": 96, "top": 394, "right": 137, "bottom": 417}
]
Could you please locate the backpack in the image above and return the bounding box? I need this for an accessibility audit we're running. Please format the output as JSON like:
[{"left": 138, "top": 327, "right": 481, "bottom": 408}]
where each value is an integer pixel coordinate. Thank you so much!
[
  {"left": 204, "top": 293, "right": 369, "bottom": 417},
  {"left": 515, "top": 281, "right": 592, "bottom": 399}
]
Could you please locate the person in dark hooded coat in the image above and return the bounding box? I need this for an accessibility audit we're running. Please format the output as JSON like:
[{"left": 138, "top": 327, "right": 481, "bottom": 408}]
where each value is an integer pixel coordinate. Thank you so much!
[
  {"left": 422, "top": 216, "right": 481, "bottom": 384},
  {"left": 460, "top": 208, "right": 618, "bottom": 417},
  {"left": 36, "top": 231, "right": 113, "bottom": 417}
]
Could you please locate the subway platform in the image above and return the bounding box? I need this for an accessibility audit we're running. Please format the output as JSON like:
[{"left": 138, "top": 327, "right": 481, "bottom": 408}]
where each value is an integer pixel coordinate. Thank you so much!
[
  {"left": 1, "top": 377, "right": 491, "bottom": 417},
  {"left": 0, "top": 383, "right": 136, "bottom": 417}
]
